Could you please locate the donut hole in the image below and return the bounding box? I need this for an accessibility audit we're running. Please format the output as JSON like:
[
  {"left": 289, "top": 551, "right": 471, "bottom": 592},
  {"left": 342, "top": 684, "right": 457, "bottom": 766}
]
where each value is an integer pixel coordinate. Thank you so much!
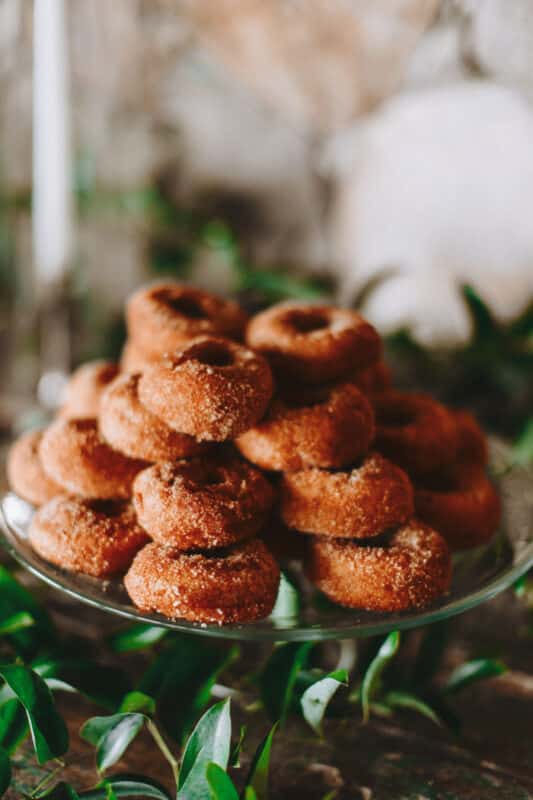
[
  {"left": 199, "top": 467, "right": 226, "bottom": 486},
  {"left": 157, "top": 291, "right": 208, "bottom": 319},
  {"left": 191, "top": 341, "right": 234, "bottom": 368},
  {"left": 88, "top": 499, "right": 125, "bottom": 517},
  {"left": 285, "top": 309, "right": 330, "bottom": 334},
  {"left": 282, "top": 385, "right": 333, "bottom": 409}
]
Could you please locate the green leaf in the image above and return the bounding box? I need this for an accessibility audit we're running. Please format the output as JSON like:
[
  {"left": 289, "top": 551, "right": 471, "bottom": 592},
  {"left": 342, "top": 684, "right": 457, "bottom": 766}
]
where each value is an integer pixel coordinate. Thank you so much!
[
  {"left": 36, "top": 783, "right": 80, "bottom": 799},
  {"left": 79, "top": 775, "right": 171, "bottom": 799},
  {"left": 0, "top": 698, "right": 28, "bottom": 753},
  {"left": 445, "top": 658, "right": 507, "bottom": 693},
  {"left": 139, "top": 637, "right": 237, "bottom": 743},
  {"left": 269, "top": 574, "right": 300, "bottom": 627},
  {"left": 178, "top": 699, "right": 232, "bottom": 800},
  {"left": 513, "top": 419, "right": 533, "bottom": 465},
  {"left": 259, "top": 643, "right": 313, "bottom": 724},
  {"left": 0, "top": 664, "right": 68, "bottom": 763},
  {"left": 244, "top": 723, "right": 277, "bottom": 800},
  {"left": 360, "top": 631, "right": 400, "bottom": 723},
  {"left": 108, "top": 625, "right": 168, "bottom": 653},
  {"left": 0, "top": 611, "right": 34, "bottom": 636},
  {"left": 0, "top": 566, "right": 56, "bottom": 656},
  {"left": 383, "top": 691, "right": 441, "bottom": 726},
  {"left": 300, "top": 671, "right": 348, "bottom": 736},
  {"left": 206, "top": 763, "right": 239, "bottom": 800},
  {"left": 0, "top": 746, "right": 10, "bottom": 796},
  {"left": 33, "top": 659, "right": 130, "bottom": 710},
  {"left": 243, "top": 789, "right": 257, "bottom": 800},
  {"left": 80, "top": 713, "right": 146, "bottom": 773},
  {"left": 411, "top": 621, "right": 450, "bottom": 686},
  {"left": 229, "top": 725, "right": 246, "bottom": 768},
  {"left": 119, "top": 692, "right": 155, "bottom": 715}
]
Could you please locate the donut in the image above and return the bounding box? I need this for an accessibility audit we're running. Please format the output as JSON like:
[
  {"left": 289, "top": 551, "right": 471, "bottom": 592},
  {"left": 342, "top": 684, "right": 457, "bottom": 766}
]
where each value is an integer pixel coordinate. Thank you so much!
[
  {"left": 454, "top": 410, "right": 488, "bottom": 467},
  {"left": 120, "top": 340, "right": 160, "bottom": 373},
  {"left": 29, "top": 496, "right": 149, "bottom": 577},
  {"left": 7, "top": 430, "right": 62, "bottom": 506},
  {"left": 281, "top": 452, "right": 414, "bottom": 539},
  {"left": 126, "top": 282, "right": 248, "bottom": 358},
  {"left": 374, "top": 391, "right": 459, "bottom": 477},
  {"left": 350, "top": 360, "right": 392, "bottom": 397},
  {"left": 138, "top": 336, "right": 273, "bottom": 441},
  {"left": 236, "top": 382, "right": 374, "bottom": 471},
  {"left": 260, "top": 517, "right": 307, "bottom": 562},
  {"left": 39, "top": 418, "right": 147, "bottom": 499},
  {"left": 246, "top": 301, "right": 381, "bottom": 384},
  {"left": 133, "top": 455, "right": 274, "bottom": 550},
  {"left": 414, "top": 465, "right": 500, "bottom": 550},
  {"left": 306, "top": 521, "right": 452, "bottom": 612},
  {"left": 124, "top": 539, "right": 280, "bottom": 624},
  {"left": 99, "top": 372, "right": 206, "bottom": 462},
  {"left": 60, "top": 360, "right": 119, "bottom": 419}
]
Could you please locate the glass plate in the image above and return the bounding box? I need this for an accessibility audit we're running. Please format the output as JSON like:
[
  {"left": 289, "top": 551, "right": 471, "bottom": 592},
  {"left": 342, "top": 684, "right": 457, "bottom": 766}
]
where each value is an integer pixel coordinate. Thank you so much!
[{"left": 1, "top": 439, "right": 532, "bottom": 641}]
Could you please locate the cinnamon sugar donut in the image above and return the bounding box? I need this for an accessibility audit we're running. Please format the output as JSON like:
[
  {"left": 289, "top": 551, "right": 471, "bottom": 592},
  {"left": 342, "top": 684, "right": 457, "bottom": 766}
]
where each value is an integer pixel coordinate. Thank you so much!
[
  {"left": 236, "top": 382, "right": 374, "bottom": 471},
  {"left": 7, "top": 430, "right": 62, "bottom": 506},
  {"left": 39, "top": 418, "right": 146, "bottom": 499},
  {"left": 138, "top": 336, "right": 273, "bottom": 441},
  {"left": 60, "top": 360, "right": 119, "bottom": 419},
  {"left": 120, "top": 340, "right": 160, "bottom": 373},
  {"left": 29, "top": 496, "right": 149, "bottom": 577},
  {"left": 124, "top": 539, "right": 280, "bottom": 624},
  {"left": 454, "top": 410, "right": 488, "bottom": 467},
  {"left": 351, "top": 360, "right": 392, "bottom": 397},
  {"left": 133, "top": 455, "right": 274, "bottom": 550},
  {"left": 246, "top": 302, "right": 381, "bottom": 384},
  {"left": 126, "top": 282, "right": 248, "bottom": 357},
  {"left": 99, "top": 373, "right": 206, "bottom": 462},
  {"left": 374, "top": 391, "right": 459, "bottom": 477},
  {"left": 415, "top": 465, "right": 500, "bottom": 550},
  {"left": 306, "top": 521, "right": 451, "bottom": 611},
  {"left": 281, "top": 452, "right": 414, "bottom": 539}
]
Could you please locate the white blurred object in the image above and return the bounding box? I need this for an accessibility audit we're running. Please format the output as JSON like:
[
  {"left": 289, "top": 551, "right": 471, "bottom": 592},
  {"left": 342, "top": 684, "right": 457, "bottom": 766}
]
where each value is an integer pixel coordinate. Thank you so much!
[{"left": 326, "top": 82, "right": 533, "bottom": 347}]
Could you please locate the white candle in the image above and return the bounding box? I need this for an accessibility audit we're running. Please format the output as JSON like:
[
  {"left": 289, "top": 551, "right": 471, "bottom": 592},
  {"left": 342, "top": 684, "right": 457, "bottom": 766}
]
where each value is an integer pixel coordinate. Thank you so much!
[{"left": 32, "top": 0, "right": 73, "bottom": 286}]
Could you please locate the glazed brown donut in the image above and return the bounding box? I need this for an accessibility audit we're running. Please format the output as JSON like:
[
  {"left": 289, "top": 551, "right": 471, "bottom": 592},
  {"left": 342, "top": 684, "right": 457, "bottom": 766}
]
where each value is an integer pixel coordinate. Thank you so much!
[
  {"left": 120, "top": 340, "right": 160, "bottom": 374},
  {"left": 7, "top": 430, "right": 63, "bottom": 506},
  {"left": 29, "top": 496, "right": 149, "bottom": 577},
  {"left": 415, "top": 465, "right": 500, "bottom": 550},
  {"left": 124, "top": 539, "right": 280, "bottom": 624},
  {"left": 350, "top": 360, "right": 392, "bottom": 397},
  {"left": 374, "top": 391, "right": 459, "bottom": 477},
  {"left": 99, "top": 372, "right": 206, "bottom": 462},
  {"left": 60, "top": 360, "right": 119, "bottom": 419},
  {"left": 138, "top": 336, "right": 273, "bottom": 441},
  {"left": 306, "top": 521, "right": 452, "bottom": 611},
  {"left": 39, "top": 418, "right": 147, "bottom": 499},
  {"left": 281, "top": 452, "right": 414, "bottom": 539},
  {"left": 126, "top": 282, "right": 248, "bottom": 358},
  {"left": 236, "top": 382, "right": 374, "bottom": 471},
  {"left": 454, "top": 410, "right": 488, "bottom": 467},
  {"left": 246, "top": 302, "right": 381, "bottom": 384},
  {"left": 133, "top": 455, "right": 274, "bottom": 550}
]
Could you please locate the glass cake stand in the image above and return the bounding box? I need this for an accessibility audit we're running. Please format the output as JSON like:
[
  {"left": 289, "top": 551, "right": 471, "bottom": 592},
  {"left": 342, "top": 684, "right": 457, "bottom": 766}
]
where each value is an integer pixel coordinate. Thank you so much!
[{"left": 1, "top": 439, "right": 532, "bottom": 641}]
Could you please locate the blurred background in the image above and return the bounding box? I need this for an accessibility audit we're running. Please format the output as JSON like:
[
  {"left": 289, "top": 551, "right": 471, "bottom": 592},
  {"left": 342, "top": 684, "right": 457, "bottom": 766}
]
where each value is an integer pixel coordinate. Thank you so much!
[{"left": 1, "top": 0, "right": 532, "bottom": 449}]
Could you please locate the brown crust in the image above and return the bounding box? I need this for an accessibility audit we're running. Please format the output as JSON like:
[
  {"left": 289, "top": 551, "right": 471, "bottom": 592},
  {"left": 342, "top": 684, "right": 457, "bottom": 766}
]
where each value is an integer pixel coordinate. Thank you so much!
[
  {"left": 350, "top": 360, "right": 393, "bottom": 397},
  {"left": 281, "top": 452, "right": 414, "bottom": 539},
  {"left": 99, "top": 372, "right": 206, "bottom": 462},
  {"left": 39, "top": 418, "right": 147, "bottom": 499},
  {"left": 120, "top": 340, "right": 160, "bottom": 373},
  {"left": 454, "top": 410, "right": 488, "bottom": 467},
  {"left": 374, "top": 391, "right": 459, "bottom": 477},
  {"left": 138, "top": 336, "right": 273, "bottom": 441},
  {"left": 133, "top": 455, "right": 275, "bottom": 550},
  {"left": 29, "top": 496, "right": 149, "bottom": 577},
  {"left": 306, "top": 521, "right": 452, "bottom": 611},
  {"left": 246, "top": 301, "right": 381, "bottom": 384},
  {"left": 7, "top": 430, "right": 63, "bottom": 506},
  {"left": 124, "top": 539, "right": 280, "bottom": 624},
  {"left": 415, "top": 464, "right": 500, "bottom": 550},
  {"left": 126, "top": 282, "right": 248, "bottom": 357},
  {"left": 60, "top": 360, "right": 119, "bottom": 419},
  {"left": 236, "top": 382, "right": 375, "bottom": 471}
]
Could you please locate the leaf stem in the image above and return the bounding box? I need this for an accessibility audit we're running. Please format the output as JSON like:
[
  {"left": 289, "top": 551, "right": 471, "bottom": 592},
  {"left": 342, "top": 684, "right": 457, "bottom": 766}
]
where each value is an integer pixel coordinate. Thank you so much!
[
  {"left": 30, "top": 760, "right": 65, "bottom": 797},
  {"left": 146, "top": 719, "right": 180, "bottom": 787}
]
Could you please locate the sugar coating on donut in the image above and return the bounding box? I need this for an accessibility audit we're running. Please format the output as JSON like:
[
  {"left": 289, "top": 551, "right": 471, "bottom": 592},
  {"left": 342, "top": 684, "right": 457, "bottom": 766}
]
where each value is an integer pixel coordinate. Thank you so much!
[
  {"left": 99, "top": 372, "right": 206, "bottom": 462},
  {"left": 124, "top": 539, "right": 280, "bottom": 624},
  {"left": 374, "top": 390, "right": 459, "bottom": 477},
  {"left": 126, "top": 282, "right": 248, "bottom": 357},
  {"left": 7, "top": 430, "right": 63, "bottom": 506},
  {"left": 281, "top": 452, "right": 414, "bottom": 538},
  {"left": 39, "top": 418, "right": 147, "bottom": 499},
  {"left": 29, "top": 496, "right": 149, "bottom": 577},
  {"left": 133, "top": 455, "right": 275, "bottom": 549},
  {"left": 138, "top": 336, "right": 273, "bottom": 441},
  {"left": 246, "top": 301, "right": 381, "bottom": 383},
  {"left": 120, "top": 340, "right": 161, "bottom": 374},
  {"left": 236, "top": 382, "right": 375, "bottom": 471},
  {"left": 306, "top": 521, "right": 451, "bottom": 611},
  {"left": 60, "top": 360, "right": 119, "bottom": 419}
]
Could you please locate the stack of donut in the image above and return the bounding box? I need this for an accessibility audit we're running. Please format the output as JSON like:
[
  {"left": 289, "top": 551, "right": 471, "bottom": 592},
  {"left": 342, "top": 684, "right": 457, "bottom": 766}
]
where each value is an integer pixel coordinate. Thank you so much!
[{"left": 6, "top": 281, "right": 501, "bottom": 624}]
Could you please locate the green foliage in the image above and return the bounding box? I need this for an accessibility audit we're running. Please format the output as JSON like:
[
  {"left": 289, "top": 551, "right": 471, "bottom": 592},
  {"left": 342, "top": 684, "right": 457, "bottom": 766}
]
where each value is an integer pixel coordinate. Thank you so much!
[
  {"left": 244, "top": 723, "right": 278, "bottom": 800},
  {"left": 300, "top": 671, "right": 348, "bottom": 736},
  {"left": 80, "top": 714, "right": 146, "bottom": 773},
  {"left": 108, "top": 625, "right": 168, "bottom": 654},
  {"left": 206, "top": 763, "right": 239, "bottom": 800},
  {"left": 360, "top": 631, "right": 400, "bottom": 723},
  {"left": 445, "top": 658, "right": 507, "bottom": 693},
  {"left": 259, "top": 642, "right": 313, "bottom": 723},
  {"left": 177, "top": 699, "right": 232, "bottom": 800}
]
